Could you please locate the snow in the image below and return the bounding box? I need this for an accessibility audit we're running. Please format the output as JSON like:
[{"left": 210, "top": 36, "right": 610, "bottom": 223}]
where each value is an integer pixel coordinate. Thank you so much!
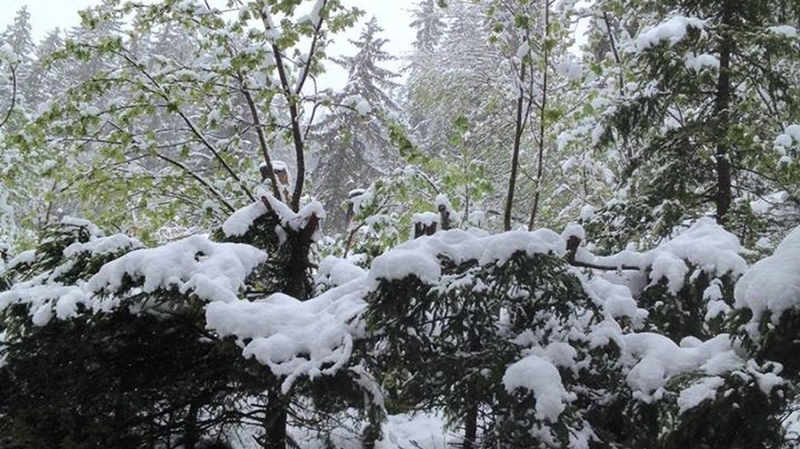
[
  {"left": 0, "top": 282, "right": 91, "bottom": 326},
  {"left": 786, "top": 124, "right": 800, "bottom": 140},
  {"left": 768, "top": 25, "right": 798, "bottom": 38},
  {"left": 434, "top": 194, "right": 461, "bottom": 227},
  {"left": 223, "top": 200, "right": 268, "bottom": 237},
  {"left": 342, "top": 94, "right": 371, "bottom": 115},
  {"left": 271, "top": 160, "right": 288, "bottom": 172},
  {"left": 63, "top": 233, "right": 143, "bottom": 258},
  {"left": 748, "top": 360, "right": 784, "bottom": 394},
  {"left": 376, "top": 413, "right": 455, "bottom": 449},
  {"left": 7, "top": 249, "right": 35, "bottom": 269},
  {"left": 561, "top": 223, "right": 585, "bottom": 241},
  {"left": 735, "top": 225, "right": 800, "bottom": 324},
  {"left": 582, "top": 218, "right": 747, "bottom": 293},
  {"left": 317, "top": 256, "right": 367, "bottom": 289},
  {"left": 60, "top": 216, "right": 104, "bottom": 237},
  {"left": 370, "top": 249, "right": 441, "bottom": 284},
  {"left": 555, "top": 59, "right": 583, "bottom": 80},
  {"left": 411, "top": 211, "right": 438, "bottom": 227},
  {"left": 205, "top": 279, "right": 369, "bottom": 393},
  {"left": 677, "top": 376, "right": 723, "bottom": 412},
  {"left": 650, "top": 252, "right": 689, "bottom": 294},
  {"left": 88, "top": 235, "right": 267, "bottom": 304},
  {"left": 516, "top": 40, "right": 530, "bottom": 59},
  {"left": 620, "top": 333, "right": 742, "bottom": 401},
  {"left": 583, "top": 275, "right": 647, "bottom": 324},
  {"left": 579, "top": 205, "right": 596, "bottom": 221},
  {"left": 503, "top": 355, "right": 570, "bottom": 421},
  {"left": 774, "top": 133, "right": 793, "bottom": 147},
  {"left": 636, "top": 16, "right": 706, "bottom": 50},
  {"left": 684, "top": 53, "right": 719, "bottom": 71}
]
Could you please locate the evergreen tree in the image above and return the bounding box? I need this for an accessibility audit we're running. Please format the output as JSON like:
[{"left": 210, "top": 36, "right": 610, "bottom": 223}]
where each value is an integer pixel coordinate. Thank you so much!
[
  {"left": 591, "top": 0, "right": 800, "bottom": 248},
  {"left": 410, "top": 0, "right": 447, "bottom": 53},
  {"left": 312, "top": 17, "right": 401, "bottom": 233}
]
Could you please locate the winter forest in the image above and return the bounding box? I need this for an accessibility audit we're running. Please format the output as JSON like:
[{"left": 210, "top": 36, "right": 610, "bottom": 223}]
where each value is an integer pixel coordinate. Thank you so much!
[{"left": 1, "top": 0, "right": 800, "bottom": 447}]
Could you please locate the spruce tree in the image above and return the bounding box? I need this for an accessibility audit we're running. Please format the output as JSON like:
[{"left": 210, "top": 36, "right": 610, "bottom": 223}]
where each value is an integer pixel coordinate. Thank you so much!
[{"left": 312, "top": 17, "right": 401, "bottom": 233}]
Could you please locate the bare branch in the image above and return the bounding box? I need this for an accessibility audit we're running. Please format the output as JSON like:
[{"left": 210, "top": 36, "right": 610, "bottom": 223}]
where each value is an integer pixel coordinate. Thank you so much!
[{"left": 0, "top": 63, "right": 18, "bottom": 129}]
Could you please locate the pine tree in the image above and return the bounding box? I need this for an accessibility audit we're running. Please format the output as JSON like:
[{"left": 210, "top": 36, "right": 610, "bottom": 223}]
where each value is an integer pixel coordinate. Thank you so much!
[
  {"left": 312, "top": 17, "right": 401, "bottom": 233},
  {"left": 410, "top": 0, "right": 447, "bottom": 53},
  {"left": 591, "top": 0, "right": 800, "bottom": 248}
]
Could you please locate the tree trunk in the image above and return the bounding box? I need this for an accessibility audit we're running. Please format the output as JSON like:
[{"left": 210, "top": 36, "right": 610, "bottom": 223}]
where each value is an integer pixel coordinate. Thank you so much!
[
  {"left": 183, "top": 400, "right": 201, "bottom": 449},
  {"left": 263, "top": 388, "right": 288, "bottom": 449},
  {"left": 504, "top": 62, "right": 527, "bottom": 231},
  {"left": 463, "top": 400, "right": 479, "bottom": 449},
  {"left": 714, "top": 2, "right": 733, "bottom": 224},
  {"left": 528, "top": 2, "right": 551, "bottom": 231}
]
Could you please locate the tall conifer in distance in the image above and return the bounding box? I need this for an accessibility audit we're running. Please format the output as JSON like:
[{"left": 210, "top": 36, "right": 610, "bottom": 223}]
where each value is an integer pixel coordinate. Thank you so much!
[{"left": 312, "top": 18, "right": 401, "bottom": 233}]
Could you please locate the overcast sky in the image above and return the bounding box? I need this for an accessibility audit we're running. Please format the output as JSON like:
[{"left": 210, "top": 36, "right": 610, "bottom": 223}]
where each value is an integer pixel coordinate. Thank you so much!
[{"left": 1, "top": 0, "right": 415, "bottom": 89}]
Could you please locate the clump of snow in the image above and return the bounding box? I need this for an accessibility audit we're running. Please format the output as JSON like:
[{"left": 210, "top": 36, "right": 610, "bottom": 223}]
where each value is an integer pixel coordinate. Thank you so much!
[
  {"left": 257, "top": 191, "right": 325, "bottom": 236},
  {"left": 503, "top": 355, "right": 571, "bottom": 421},
  {"left": 656, "top": 218, "right": 746, "bottom": 277},
  {"left": 555, "top": 59, "right": 583, "bottom": 80},
  {"left": 650, "top": 252, "right": 689, "bottom": 294},
  {"left": 370, "top": 249, "right": 441, "bottom": 284},
  {"left": 561, "top": 223, "right": 586, "bottom": 241},
  {"left": 677, "top": 376, "right": 724, "bottom": 412},
  {"left": 786, "top": 124, "right": 800, "bottom": 140},
  {"left": 206, "top": 279, "right": 368, "bottom": 393},
  {"left": 636, "top": 16, "right": 706, "bottom": 50},
  {"left": 768, "top": 25, "right": 798, "bottom": 38},
  {"left": 582, "top": 275, "right": 647, "bottom": 325},
  {"left": 222, "top": 200, "right": 268, "bottom": 237},
  {"left": 317, "top": 256, "right": 367, "bottom": 288},
  {"left": 376, "top": 413, "right": 456, "bottom": 449},
  {"left": 684, "top": 53, "right": 719, "bottom": 71},
  {"left": 342, "top": 94, "right": 371, "bottom": 116},
  {"left": 7, "top": 249, "right": 36, "bottom": 269},
  {"left": 88, "top": 235, "right": 267, "bottom": 304},
  {"left": 60, "top": 216, "right": 104, "bottom": 237},
  {"left": 0, "top": 282, "right": 91, "bottom": 326},
  {"left": 582, "top": 218, "right": 747, "bottom": 293},
  {"left": 579, "top": 205, "right": 596, "bottom": 221},
  {"left": 434, "top": 194, "right": 461, "bottom": 227},
  {"left": 774, "top": 133, "right": 793, "bottom": 148},
  {"left": 412, "top": 212, "right": 439, "bottom": 227},
  {"left": 63, "top": 233, "right": 143, "bottom": 258},
  {"left": 619, "top": 333, "right": 742, "bottom": 401},
  {"left": 735, "top": 225, "right": 800, "bottom": 325}
]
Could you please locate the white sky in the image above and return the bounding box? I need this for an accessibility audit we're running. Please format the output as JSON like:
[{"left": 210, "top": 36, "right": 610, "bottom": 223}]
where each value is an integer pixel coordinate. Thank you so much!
[{"left": 1, "top": 0, "right": 415, "bottom": 89}]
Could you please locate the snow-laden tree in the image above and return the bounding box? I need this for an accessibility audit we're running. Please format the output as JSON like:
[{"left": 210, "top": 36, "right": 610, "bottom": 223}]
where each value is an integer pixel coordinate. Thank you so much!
[
  {"left": 311, "top": 17, "right": 401, "bottom": 234},
  {"left": 586, "top": 0, "right": 800, "bottom": 249}
]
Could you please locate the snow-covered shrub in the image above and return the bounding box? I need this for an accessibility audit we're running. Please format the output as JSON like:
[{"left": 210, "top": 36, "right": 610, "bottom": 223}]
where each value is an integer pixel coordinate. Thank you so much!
[
  {"left": 363, "top": 228, "right": 623, "bottom": 448},
  {"left": 0, "top": 218, "right": 263, "bottom": 449}
]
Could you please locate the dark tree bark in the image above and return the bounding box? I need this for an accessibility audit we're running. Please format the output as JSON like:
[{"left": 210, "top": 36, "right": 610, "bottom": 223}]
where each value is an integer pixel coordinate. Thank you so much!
[{"left": 714, "top": 1, "right": 734, "bottom": 225}]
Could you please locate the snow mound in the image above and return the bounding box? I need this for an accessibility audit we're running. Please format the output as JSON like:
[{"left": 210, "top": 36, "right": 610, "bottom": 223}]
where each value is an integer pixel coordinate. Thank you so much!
[
  {"left": 636, "top": 16, "right": 706, "bottom": 50},
  {"left": 206, "top": 279, "right": 369, "bottom": 393},
  {"left": 583, "top": 218, "right": 746, "bottom": 294},
  {"left": 503, "top": 355, "right": 572, "bottom": 421},
  {"left": 735, "top": 225, "right": 800, "bottom": 324},
  {"left": 620, "top": 333, "right": 742, "bottom": 401},
  {"left": 368, "top": 228, "right": 566, "bottom": 285},
  {"left": 88, "top": 235, "right": 267, "bottom": 304}
]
